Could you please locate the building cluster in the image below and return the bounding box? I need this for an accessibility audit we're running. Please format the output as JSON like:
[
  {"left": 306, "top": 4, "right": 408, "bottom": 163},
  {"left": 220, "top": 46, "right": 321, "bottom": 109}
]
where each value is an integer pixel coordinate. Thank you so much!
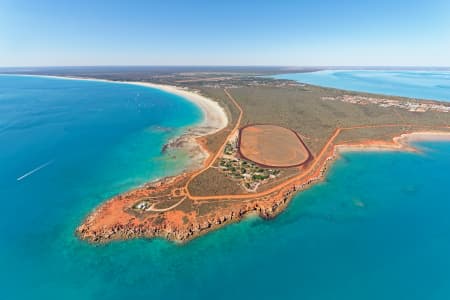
[
  {"left": 322, "top": 95, "right": 450, "bottom": 113},
  {"left": 218, "top": 140, "right": 281, "bottom": 192}
]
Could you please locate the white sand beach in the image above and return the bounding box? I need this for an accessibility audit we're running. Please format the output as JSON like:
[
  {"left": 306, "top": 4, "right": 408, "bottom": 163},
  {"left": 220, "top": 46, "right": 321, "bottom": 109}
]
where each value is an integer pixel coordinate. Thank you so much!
[
  {"left": 13, "top": 75, "right": 229, "bottom": 137},
  {"left": 126, "top": 81, "right": 228, "bottom": 136},
  {"left": 14, "top": 74, "right": 229, "bottom": 171}
]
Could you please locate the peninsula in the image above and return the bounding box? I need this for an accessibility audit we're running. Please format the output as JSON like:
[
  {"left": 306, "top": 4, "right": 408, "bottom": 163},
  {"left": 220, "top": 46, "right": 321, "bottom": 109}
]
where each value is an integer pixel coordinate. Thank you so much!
[{"left": 14, "top": 69, "right": 450, "bottom": 244}]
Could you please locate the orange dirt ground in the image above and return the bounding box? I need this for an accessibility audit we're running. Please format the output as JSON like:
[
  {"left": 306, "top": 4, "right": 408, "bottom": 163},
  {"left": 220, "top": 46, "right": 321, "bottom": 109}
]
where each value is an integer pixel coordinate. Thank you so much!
[
  {"left": 239, "top": 124, "right": 310, "bottom": 167},
  {"left": 76, "top": 87, "right": 450, "bottom": 244}
]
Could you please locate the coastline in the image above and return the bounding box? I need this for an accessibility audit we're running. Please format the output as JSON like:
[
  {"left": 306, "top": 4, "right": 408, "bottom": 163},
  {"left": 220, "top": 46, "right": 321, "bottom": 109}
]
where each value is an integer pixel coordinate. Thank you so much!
[
  {"left": 125, "top": 82, "right": 227, "bottom": 136},
  {"left": 76, "top": 129, "right": 450, "bottom": 244},
  {"left": 124, "top": 82, "right": 228, "bottom": 171},
  {"left": 336, "top": 131, "right": 450, "bottom": 153},
  {"left": 6, "top": 74, "right": 450, "bottom": 244},
  {"left": 6, "top": 74, "right": 228, "bottom": 135},
  {"left": 4, "top": 74, "right": 229, "bottom": 172},
  {"left": 121, "top": 81, "right": 228, "bottom": 172}
]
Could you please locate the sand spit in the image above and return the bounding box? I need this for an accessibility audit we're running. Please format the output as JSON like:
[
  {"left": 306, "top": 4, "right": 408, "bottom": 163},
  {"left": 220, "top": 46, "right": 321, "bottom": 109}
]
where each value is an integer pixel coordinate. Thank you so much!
[{"left": 336, "top": 131, "right": 450, "bottom": 153}]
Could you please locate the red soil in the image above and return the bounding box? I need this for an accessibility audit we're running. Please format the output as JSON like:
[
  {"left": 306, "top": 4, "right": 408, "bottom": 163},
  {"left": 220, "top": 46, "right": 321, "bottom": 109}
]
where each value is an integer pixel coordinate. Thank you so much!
[{"left": 239, "top": 124, "right": 310, "bottom": 168}]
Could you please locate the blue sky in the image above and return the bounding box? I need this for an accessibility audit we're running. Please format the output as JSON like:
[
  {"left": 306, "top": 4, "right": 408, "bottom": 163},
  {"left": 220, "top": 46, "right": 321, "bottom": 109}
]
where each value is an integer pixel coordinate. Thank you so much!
[{"left": 1, "top": 0, "right": 449, "bottom": 67}]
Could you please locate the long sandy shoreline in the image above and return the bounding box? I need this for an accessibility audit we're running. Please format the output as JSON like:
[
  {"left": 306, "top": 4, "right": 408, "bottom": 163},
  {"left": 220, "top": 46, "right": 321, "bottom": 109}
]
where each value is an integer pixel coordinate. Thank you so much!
[
  {"left": 125, "top": 81, "right": 228, "bottom": 136},
  {"left": 7, "top": 74, "right": 229, "bottom": 171},
  {"left": 8, "top": 74, "right": 228, "bottom": 136}
]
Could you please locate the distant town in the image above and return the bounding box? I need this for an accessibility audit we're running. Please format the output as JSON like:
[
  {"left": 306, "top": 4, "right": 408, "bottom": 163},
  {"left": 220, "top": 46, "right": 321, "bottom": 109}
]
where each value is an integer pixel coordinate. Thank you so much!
[{"left": 322, "top": 95, "right": 450, "bottom": 113}]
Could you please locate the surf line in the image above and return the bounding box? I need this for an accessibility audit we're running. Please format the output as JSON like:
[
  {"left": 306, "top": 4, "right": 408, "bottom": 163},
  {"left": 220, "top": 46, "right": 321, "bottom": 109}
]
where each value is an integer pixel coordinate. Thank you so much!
[{"left": 17, "top": 160, "right": 54, "bottom": 181}]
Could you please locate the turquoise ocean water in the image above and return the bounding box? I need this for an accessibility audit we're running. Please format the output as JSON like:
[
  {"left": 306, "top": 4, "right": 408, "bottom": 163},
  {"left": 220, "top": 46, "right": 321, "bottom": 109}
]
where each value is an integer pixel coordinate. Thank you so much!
[
  {"left": 273, "top": 70, "right": 450, "bottom": 102},
  {"left": 1, "top": 74, "right": 450, "bottom": 299}
]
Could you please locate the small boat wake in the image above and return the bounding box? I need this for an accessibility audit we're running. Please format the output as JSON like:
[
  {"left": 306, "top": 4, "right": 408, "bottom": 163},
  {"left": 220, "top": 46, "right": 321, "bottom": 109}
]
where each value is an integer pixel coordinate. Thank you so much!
[{"left": 17, "top": 160, "right": 54, "bottom": 181}]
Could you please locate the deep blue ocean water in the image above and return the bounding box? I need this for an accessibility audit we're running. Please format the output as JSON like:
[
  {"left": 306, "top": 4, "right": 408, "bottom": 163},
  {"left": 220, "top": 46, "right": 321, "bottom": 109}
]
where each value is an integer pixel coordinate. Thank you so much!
[
  {"left": 1, "top": 75, "right": 450, "bottom": 299},
  {"left": 272, "top": 70, "right": 450, "bottom": 102}
]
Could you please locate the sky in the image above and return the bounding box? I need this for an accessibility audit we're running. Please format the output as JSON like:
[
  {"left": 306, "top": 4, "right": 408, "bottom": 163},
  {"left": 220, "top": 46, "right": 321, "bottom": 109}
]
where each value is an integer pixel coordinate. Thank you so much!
[{"left": 1, "top": 0, "right": 450, "bottom": 67}]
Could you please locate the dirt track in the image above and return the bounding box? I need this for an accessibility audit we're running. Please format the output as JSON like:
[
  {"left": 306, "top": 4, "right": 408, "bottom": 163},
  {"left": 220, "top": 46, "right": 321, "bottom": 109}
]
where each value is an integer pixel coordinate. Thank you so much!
[
  {"left": 77, "top": 87, "right": 450, "bottom": 244},
  {"left": 141, "top": 88, "right": 450, "bottom": 205}
]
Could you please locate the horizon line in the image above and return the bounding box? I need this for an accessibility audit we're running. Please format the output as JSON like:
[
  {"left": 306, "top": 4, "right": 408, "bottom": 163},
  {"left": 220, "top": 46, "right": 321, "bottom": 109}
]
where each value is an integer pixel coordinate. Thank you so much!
[{"left": 1, "top": 65, "right": 450, "bottom": 69}]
